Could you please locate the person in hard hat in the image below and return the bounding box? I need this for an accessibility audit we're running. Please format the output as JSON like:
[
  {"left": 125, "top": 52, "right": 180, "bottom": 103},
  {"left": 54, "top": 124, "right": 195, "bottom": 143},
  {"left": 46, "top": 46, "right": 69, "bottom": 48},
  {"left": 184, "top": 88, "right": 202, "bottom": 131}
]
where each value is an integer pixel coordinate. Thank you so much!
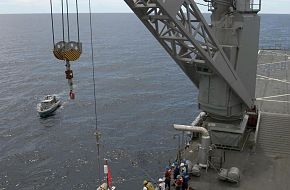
[
  {"left": 143, "top": 180, "right": 149, "bottom": 190},
  {"left": 180, "top": 162, "right": 189, "bottom": 190},
  {"left": 158, "top": 178, "right": 165, "bottom": 190},
  {"left": 175, "top": 175, "right": 183, "bottom": 190},
  {"left": 143, "top": 180, "right": 155, "bottom": 190},
  {"left": 173, "top": 163, "right": 180, "bottom": 182},
  {"left": 182, "top": 173, "right": 189, "bottom": 190},
  {"left": 180, "top": 163, "right": 188, "bottom": 176},
  {"left": 180, "top": 163, "right": 186, "bottom": 173},
  {"left": 164, "top": 166, "right": 171, "bottom": 190}
]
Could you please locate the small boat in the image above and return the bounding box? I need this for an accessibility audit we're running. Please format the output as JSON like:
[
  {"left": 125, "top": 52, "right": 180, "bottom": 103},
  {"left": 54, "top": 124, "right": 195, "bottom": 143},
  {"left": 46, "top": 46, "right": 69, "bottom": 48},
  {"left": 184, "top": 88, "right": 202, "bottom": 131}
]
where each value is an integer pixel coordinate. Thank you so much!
[{"left": 37, "top": 95, "right": 61, "bottom": 118}]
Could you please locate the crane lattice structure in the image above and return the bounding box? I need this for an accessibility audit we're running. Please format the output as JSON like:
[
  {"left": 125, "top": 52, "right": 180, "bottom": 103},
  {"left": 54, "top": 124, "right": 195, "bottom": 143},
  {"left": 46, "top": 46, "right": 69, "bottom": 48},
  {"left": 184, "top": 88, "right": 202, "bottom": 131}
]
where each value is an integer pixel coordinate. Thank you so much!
[{"left": 125, "top": 0, "right": 261, "bottom": 149}]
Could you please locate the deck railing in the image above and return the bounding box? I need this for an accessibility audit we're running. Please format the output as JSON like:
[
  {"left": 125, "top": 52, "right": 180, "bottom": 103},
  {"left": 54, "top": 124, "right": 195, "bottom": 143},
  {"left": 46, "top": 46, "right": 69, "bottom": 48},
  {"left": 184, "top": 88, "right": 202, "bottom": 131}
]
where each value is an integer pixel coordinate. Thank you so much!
[
  {"left": 205, "top": 0, "right": 261, "bottom": 12},
  {"left": 250, "top": 0, "right": 261, "bottom": 12}
]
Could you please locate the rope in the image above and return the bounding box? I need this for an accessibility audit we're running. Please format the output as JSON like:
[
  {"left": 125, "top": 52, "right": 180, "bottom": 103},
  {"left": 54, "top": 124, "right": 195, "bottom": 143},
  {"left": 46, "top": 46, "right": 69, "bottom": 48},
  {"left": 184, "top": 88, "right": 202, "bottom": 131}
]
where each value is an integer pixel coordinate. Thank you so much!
[
  {"left": 75, "top": 0, "right": 80, "bottom": 43},
  {"left": 66, "top": 0, "right": 70, "bottom": 41},
  {"left": 49, "top": 0, "right": 55, "bottom": 46},
  {"left": 61, "top": 0, "right": 65, "bottom": 42},
  {"left": 88, "top": 0, "right": 102, "bottom": 184}
]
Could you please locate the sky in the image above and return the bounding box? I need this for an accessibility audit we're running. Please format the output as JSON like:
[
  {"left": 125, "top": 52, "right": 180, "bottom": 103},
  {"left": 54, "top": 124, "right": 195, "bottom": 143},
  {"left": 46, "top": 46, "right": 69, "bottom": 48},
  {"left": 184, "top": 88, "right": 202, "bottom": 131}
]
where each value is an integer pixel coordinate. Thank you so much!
[{"left": 0, "top": 0, "right": 289, "bottom": 14}]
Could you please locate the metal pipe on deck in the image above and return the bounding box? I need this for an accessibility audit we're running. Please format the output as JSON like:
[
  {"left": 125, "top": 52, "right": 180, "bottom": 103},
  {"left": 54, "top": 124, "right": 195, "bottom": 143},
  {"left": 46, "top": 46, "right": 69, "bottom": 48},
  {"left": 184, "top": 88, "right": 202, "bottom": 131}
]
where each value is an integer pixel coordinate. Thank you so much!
[
  {"left": 174, "top": 111, "right": 207, "bottom": 134},
  {"left": 174, "top": 124, "right": 209, "bottom": 137},
  {"left": 174, "top": 112, "right": 210, "bottom": 168},
  {"left": 174, "top": 112, "right": 208, "bottom": 136}
]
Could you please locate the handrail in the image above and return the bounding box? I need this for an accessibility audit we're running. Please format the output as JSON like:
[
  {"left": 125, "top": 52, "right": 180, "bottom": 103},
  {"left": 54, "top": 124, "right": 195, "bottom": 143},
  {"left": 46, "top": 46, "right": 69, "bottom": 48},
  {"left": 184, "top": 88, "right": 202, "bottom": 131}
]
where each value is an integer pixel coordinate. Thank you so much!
[{"left": 254, "top": 110, "right": 262, "bottom": 145}]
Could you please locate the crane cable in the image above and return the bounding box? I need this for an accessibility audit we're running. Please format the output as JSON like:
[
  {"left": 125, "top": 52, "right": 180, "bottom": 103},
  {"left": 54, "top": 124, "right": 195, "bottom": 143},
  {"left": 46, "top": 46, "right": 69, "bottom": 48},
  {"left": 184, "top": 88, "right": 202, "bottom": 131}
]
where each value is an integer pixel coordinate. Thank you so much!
[
  {"left": 50, "top": 0, "right": 80, "bottom": 43},
  {"left": 75, "top": 0, "right": 80, "bottom": 43},
  {"left": 61, "top": 0, "right": 65, "bottom": 42},
  {"left": 88, "top": 0, "right": 102, "bottom": 184},
  {"left": 49, "top": 0, "right": 55, "bottom": 46},
  {"left": 66, "top": 0, "right": 70, "bottom": 41}
]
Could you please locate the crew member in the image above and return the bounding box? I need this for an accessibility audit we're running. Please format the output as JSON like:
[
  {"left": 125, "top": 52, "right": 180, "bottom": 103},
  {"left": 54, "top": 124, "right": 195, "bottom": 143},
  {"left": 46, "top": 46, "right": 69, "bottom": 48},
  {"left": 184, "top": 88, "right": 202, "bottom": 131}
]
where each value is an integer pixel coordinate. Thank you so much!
[
  {"left": 173, "top": 163, "right": 180, "bottom": 181},
  {"left": 143, "top": 180, "right": 155, "bottom": 190},
  {"left": 175, "top": 175, "right": 183, "bottom": 190},
  {"left": 158, "top": 178, "right": 166, "bottom": 190},
  {"left": 143, "top": 180, "right": 148, "bottom": 190},
  {"left": 165, "top": 166, "right": 171, "bottom": 190}
]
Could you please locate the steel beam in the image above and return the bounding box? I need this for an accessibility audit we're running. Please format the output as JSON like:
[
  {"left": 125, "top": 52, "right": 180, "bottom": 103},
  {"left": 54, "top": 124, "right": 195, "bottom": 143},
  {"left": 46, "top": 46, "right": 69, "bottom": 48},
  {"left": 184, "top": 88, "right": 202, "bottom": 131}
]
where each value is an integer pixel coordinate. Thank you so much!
[{"left": 125, "top": 0, "right": 254, "bottom": 108}]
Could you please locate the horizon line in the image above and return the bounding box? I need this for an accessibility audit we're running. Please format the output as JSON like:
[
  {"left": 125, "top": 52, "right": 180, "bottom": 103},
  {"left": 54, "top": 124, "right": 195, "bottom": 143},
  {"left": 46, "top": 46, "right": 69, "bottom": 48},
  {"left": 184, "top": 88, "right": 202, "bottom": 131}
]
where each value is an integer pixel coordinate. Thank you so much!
[{"left": 0, "top": 12, "right": 289, "bottom": 15}]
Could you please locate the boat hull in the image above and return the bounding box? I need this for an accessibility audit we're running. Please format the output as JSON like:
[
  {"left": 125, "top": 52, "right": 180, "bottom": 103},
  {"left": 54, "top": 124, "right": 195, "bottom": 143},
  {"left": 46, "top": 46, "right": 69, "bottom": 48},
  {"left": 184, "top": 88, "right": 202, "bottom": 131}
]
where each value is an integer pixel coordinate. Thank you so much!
[{"left": 37, "top": 100, "right": 61, "bottom": 118}]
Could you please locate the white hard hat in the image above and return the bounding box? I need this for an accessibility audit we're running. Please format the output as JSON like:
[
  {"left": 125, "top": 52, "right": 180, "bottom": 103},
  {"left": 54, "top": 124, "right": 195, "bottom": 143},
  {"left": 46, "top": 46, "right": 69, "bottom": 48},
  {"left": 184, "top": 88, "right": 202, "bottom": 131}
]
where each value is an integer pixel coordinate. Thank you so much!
[
  {"left": 180, "top": 163, "right": 185, "bottom": 167},
  {"left": 158, "top": 178, "right": 163, "bottom": 182}
]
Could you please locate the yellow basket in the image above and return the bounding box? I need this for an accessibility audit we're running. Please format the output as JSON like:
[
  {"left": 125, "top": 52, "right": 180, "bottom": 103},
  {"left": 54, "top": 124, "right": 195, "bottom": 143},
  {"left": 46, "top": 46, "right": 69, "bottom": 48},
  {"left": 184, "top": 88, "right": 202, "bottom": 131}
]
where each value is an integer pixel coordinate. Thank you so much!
[
  {"left": 53, "top": 41, "right": 66, "bottom": 60},
  {"left": 53, "top": 41, "right": 82, "bottom": 61}
]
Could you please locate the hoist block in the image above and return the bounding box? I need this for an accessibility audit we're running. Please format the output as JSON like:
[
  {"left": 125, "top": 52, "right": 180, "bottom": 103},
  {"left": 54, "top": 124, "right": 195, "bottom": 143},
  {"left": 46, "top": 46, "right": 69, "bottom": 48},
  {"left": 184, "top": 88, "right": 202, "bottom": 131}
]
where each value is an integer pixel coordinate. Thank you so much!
[{"left": 53, "top": 41, "right": 82, "bottom": 61}]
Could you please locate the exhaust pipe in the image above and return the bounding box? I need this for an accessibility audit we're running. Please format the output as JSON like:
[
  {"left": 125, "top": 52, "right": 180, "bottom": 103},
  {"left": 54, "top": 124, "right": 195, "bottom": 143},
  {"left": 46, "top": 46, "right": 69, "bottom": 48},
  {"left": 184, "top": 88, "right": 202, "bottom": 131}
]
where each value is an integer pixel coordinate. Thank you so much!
[
  {"left": 173, "top": 111, "right": 208, "bottom": 137},
  {"left": 173, "top": 124, "right": 209, "bottom": 137},
  {"left": 173, "top": 112, "right": 210, "bottom": 168}
]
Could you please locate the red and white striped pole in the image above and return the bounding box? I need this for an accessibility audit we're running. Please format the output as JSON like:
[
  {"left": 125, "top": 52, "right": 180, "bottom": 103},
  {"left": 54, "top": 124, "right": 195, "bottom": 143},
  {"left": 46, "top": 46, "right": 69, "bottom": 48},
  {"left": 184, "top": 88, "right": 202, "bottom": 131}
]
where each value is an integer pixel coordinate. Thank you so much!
[{"left": 104, "top": 159, "right": 109, "bottom": 187}]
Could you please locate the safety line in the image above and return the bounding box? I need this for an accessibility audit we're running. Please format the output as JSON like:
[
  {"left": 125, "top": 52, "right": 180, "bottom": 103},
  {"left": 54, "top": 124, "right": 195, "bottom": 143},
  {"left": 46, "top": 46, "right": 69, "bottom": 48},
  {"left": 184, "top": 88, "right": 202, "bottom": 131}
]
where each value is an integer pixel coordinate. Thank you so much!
[{"left": 88, "top": 0, "right": 102, "bottom": 184}]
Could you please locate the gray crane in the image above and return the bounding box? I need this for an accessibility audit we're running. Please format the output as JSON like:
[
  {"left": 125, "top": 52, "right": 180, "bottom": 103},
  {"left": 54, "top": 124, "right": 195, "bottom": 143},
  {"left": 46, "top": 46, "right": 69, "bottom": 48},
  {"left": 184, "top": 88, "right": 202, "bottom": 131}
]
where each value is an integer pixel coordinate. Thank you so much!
[{"left": 125, "top": 0, "right": 261, "bottom": 150}]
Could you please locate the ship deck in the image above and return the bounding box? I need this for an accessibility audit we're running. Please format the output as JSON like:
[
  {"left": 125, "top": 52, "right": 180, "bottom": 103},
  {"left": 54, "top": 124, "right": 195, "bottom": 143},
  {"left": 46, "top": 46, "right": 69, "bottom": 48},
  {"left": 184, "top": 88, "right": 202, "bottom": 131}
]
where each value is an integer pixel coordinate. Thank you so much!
[{"left": 181, "top": 49, "right": 290, "bottom": 190}]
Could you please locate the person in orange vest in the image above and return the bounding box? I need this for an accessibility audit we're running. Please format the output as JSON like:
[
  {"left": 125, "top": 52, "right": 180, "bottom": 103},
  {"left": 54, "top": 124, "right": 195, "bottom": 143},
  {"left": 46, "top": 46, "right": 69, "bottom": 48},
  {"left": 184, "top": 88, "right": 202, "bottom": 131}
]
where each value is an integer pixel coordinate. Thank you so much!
[
  {"left": 164, "top": 166, "right": 171, "bottom": 190},
  {"left": 175, "top": 175, "right": 183, "bottom": 190}
]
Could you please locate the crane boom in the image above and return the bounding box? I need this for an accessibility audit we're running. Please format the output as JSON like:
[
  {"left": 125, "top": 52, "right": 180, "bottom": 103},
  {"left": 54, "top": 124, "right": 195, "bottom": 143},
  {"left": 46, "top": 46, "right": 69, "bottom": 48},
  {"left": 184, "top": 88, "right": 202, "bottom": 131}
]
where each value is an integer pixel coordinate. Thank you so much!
[
  {"left": 126, "top": 0, "right": 261, "bottom": 148},
  {"left": 125, "top": 0, "right": 254, "bottom": 108}
]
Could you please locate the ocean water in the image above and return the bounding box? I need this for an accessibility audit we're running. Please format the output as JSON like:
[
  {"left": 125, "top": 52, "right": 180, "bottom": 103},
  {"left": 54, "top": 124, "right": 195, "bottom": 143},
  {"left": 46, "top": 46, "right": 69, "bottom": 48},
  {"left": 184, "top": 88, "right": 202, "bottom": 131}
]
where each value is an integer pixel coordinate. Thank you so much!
[{"left": 0, "top": 13, "right": 289, "bottom": 190}]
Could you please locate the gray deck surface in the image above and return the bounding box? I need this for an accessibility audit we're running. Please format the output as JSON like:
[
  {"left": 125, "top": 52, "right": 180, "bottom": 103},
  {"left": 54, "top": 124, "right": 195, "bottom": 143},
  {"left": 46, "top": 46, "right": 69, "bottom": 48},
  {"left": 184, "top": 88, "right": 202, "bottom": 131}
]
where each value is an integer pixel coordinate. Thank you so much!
[
  {"left": 256, "top": 50, "right": 290, "bottom": 114},
  {"left": 256, "top": 50, "right": 290, "bottom": 156},
  {"left": 183, "top": 50, "right": 290, "bottom": 190}
]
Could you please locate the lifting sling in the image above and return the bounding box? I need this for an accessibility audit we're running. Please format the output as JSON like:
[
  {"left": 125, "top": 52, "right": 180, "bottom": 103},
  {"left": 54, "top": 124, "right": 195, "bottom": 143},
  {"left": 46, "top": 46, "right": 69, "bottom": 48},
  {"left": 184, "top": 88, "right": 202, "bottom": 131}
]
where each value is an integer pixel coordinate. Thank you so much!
[{"left": 50, "top": 0, "right": 82, "bottom": 99}]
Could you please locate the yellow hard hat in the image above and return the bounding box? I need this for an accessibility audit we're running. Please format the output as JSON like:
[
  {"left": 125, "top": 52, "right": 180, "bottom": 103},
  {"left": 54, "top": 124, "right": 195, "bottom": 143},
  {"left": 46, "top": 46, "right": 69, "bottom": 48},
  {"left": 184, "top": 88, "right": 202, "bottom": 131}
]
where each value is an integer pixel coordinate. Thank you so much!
[{"left": 143, "top": 180, "right": 148, "bottom": 185}]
